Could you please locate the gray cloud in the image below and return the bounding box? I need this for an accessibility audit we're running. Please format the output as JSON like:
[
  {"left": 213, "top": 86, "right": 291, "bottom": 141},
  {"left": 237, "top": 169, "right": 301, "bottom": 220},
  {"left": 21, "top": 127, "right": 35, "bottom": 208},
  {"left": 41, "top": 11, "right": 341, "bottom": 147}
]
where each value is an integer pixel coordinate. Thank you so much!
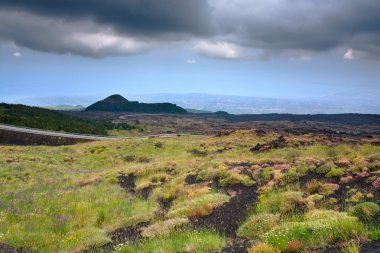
[
  {"left": 0, "top": 10, "right": 156, "bottom": 57},
  {"left": 0, "top": 0, "right": 380, "bottom": 59},
  {"left": 211, "top": 0, "right": 380, "bottom": 59}
]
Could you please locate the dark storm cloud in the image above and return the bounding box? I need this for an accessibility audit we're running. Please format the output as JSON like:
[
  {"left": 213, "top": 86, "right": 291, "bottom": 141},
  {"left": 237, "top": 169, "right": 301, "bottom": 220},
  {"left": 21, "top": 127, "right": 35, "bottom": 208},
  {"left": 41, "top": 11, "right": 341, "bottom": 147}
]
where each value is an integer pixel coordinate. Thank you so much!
[
  {"left": 0, "top": 0, "right": 212, "bottom": 35},
  {"left": 1, "top": 0, "right": 380, "bottom": 59}
]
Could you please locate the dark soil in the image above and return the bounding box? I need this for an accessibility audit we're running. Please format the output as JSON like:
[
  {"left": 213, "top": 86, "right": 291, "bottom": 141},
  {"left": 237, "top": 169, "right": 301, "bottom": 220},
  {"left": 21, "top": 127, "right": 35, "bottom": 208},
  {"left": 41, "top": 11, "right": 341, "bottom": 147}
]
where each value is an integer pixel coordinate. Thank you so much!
[
  {"left": 158, "top": 197, "right": 173, "bottom": 211},
  {"left": 323, "top": 241, "right": 380, "bottom": 253},
  {"left": 117, "top": 173, "right": 136, "bottom": 194},
  {"left": 137, "top": 186, "right": 153, "bottom": 199},
  {"left": 360, "top": 241, "right": 380, "bottom": 253},
  {"left": 185, "top": 174, "right": 198, "bottom": 185},
  {"left": 0, "top": 243, "right": 29, "bottom": 253},
  {"left": 108, "top": 222, "right": 148, "bottom": 246},
  {"left": 82, "top": 222, "right": 148, "bottom": 253},
  {"left": 190, "top": 183, "right": 258, "bottom": 253},
  {"left": 250, "top": 135, "right": 286, "bottom": 152}
]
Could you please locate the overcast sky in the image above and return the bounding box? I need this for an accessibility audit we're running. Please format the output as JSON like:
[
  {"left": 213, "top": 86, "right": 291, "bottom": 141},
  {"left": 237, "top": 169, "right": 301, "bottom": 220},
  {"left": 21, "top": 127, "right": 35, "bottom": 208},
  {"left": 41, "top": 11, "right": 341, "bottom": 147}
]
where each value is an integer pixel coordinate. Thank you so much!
[{"left": 1, "top": 0, "right": 380, "bottom": 100}]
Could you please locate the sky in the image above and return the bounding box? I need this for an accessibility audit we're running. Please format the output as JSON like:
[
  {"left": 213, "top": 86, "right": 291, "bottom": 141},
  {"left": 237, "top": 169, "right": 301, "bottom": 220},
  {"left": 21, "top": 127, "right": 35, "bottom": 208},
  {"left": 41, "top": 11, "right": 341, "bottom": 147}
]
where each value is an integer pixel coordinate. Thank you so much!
[{"left": 1, "top": 0, "right": 380, "bottom": 101}]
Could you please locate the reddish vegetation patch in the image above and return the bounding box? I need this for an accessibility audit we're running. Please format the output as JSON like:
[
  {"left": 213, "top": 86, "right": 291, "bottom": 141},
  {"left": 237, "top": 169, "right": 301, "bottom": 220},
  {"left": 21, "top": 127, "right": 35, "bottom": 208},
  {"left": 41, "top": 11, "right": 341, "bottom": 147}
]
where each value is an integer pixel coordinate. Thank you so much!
[
  {"left": 340, "top": 175, "right": 353, "bottom": 184},
  {"left": 372, "top": 177, "right": 380, "bottom": 189}
]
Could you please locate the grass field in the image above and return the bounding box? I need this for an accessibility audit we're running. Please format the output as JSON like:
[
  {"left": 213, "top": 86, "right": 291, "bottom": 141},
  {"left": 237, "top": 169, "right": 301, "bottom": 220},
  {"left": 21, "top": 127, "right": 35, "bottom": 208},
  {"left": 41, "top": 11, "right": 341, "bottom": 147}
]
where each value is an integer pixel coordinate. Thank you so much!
[{"left": 1, "top": 130, "right": 380, "bottom": 252}]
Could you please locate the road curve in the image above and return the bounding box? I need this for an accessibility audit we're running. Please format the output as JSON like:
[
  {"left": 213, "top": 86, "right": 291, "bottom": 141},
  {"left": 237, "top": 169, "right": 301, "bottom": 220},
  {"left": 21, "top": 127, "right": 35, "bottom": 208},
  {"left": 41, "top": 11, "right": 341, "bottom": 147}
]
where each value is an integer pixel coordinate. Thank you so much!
[{"left": 0, "top": 123, "right": 117, "bottom": 141}]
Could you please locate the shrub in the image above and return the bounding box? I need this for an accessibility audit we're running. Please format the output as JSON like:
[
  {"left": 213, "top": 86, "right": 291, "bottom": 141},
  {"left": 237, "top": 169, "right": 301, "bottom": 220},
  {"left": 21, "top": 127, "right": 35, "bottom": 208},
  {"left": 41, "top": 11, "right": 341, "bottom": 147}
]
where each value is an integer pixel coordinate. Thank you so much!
[
  {"left": 325, "top": 168, "right": 344, "bottom": 178},
  {"left": 346, "top": 191, "right": 365, "bottom": 203},
  {"left": 197, "top": 166, "right": 227, "bottom": 182},
  {"left": 264, "top": 210, "right": 366, "bottom": 250},
  {"left": 305, "top": 179, "right": 324, "bottom": 194},
  {"left": 297, "top": 164, "right": 309, "bottom": 175},
  {"left": 248, "top": 243, "right": 280, "bottom": 253},
  {"left": 167, "top": 193, "right": 230, "bottom": 218},
  {"left": 280, "top": 171, "right": 300, "bottom": 185},
  {"left": 256, "top": 191, "right": 307, "bottom": 215},
  {"left": 237, "top": 213, "right": 280, "bottom": 238},
  {"left": 351, "top": 202, "right": 380, "bottom": 223},
  {"left": 316, "top": 163, "right": 335, "bottom": 174},
  {"left": 258, "top": 167, "right": 274, "bottom": 181},
  {"left": 140, "top": 218, "right": 189, "bottom": 238},
  {"left": 219, "top": 170, "right": 255, "bottom": 187},
  {"left": 368, "top": 228, "right": 380, "bottom": 241}
]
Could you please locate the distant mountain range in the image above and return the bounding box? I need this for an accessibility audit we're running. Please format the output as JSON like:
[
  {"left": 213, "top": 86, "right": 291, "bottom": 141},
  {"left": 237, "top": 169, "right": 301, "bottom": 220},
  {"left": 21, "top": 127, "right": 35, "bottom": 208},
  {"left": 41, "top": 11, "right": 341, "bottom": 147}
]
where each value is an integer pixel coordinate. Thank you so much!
[
  {"left": 6, "top": 90, "right": 380, "bottom": 114},
  {"left": 86, "top": 94, "right": 187, "bottom": 114}
]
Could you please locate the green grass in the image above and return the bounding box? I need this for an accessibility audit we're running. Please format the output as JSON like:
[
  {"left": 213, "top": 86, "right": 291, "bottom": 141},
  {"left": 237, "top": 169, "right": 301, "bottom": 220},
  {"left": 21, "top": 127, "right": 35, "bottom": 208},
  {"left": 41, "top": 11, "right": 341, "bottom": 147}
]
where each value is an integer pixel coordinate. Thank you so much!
[
  {"left": 118, "top": 230, "right": 225, "bottom": 253},
  {"left": 0, "top": 183, "right": 157, "bottom": 252},
  {"left": 0, "top": 131, "right": 380, "bottom": 252},
  {"left": 255, "top": 191, "right": 306, "bottom": 215},
  {"left": 263, "top": 210, "right": 366, "bottom": 250},
  {"left": 237, "top": 213, "right": 280, "bottom": 238}
]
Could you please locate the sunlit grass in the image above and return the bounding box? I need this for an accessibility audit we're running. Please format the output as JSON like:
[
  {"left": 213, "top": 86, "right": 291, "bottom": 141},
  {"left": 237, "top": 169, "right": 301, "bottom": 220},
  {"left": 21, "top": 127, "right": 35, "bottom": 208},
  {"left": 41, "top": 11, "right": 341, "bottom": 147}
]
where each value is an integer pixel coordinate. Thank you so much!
[{"left": 0, "top": 131, "right": 380, "bottom": 252}]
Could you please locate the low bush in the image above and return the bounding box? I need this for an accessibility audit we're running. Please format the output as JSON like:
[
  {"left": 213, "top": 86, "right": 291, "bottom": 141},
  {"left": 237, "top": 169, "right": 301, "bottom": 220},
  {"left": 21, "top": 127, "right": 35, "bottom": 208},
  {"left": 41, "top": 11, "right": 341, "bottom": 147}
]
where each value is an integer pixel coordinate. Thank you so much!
[
  {"left": 256, "top": 191, "right": 307, "bottom": 215},
  {"left": 280, "top": 171, "right": 300, "bottom": 185},
  {"left": 368, "top": 228, "right": 380, "bottom": 241},
  {"left": 316, "top": 163, "right": 336, "bottom": 174},
  {"left": 263, "top": 210, "right": 366, "bottom": 250},
  {"left": 325, "top": 168, "right": 344, "bottom": 178},
  {"left": 346, "top": 191, "right": 365, "bottom": 203},
  {"left": 197, "top": 166, "right": 227, "bottom": 182},
  {"left": 305, "top": 179, "right": 322, "bottom": 194},
  {"left": 257, "top": 167, "right": 274, "bottom": 181},
  {"left": 219, "top": 169, "right": 255, "bottom": 187},
  {"left": 237, "top": 213, "right": 280, "bottom": 238},
  {"left": 167, "top": 193, "right": 230, "bottom": 218},
  {"left": 351, "top": 202, "right": 380, "bottom": 223}
]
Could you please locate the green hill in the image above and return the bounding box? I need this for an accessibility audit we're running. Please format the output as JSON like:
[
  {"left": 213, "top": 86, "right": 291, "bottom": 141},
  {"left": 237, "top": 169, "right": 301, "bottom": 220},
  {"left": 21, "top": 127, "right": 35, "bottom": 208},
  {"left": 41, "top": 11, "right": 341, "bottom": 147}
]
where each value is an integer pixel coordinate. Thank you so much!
[
  {"left": 0, "top": 103, "right": 133, "bottom": 135},
  {"left": 85, "top": 94, "right": 187, "bottom": 114}
]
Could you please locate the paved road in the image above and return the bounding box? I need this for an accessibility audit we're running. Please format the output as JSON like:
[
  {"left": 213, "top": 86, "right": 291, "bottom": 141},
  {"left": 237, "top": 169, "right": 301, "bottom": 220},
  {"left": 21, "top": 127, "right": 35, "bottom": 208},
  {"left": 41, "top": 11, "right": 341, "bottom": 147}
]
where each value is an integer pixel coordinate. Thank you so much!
[
  {"left": 0, "top": 123, "right": 117, "bottom": 141},
  {"left": 0, "top": 123, "right": 200, "bottom": 141}
]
